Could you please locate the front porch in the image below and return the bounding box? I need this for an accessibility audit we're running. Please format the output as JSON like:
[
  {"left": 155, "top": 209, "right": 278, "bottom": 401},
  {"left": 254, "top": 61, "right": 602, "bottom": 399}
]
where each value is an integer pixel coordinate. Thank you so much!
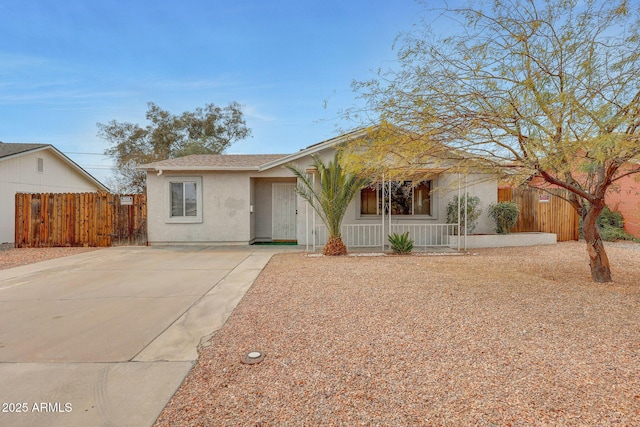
[
  {"left": 311, "top": 225, "right": 557, "bottom": 252},
  {"left": 312, "top": 223, "right": 462, "bottom": 251}
]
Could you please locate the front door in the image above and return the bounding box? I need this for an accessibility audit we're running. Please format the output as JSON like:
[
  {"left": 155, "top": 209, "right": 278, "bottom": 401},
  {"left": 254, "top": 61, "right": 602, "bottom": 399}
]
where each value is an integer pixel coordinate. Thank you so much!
[{"left": 272, "top": 183, "right": 297, "bottom": 241}]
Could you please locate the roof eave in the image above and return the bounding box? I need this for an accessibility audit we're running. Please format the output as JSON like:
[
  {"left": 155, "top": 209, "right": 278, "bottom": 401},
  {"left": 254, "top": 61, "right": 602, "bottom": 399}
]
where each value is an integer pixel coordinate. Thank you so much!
[
  {"left": 139, "top": 165, "right": 261, "bottom": 172},
  {"left": 258, "top": 127, "right": 371, "bottom": 171}
]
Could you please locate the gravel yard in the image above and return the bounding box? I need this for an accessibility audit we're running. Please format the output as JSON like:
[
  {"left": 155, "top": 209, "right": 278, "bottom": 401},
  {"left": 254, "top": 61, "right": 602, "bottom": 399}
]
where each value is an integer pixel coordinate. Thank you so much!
[
  {"left": 155, "top": 241, "right": 640, "bottom": 426},
  {"left": 0, "top": 245, "right": 101, "bottom": 270}
]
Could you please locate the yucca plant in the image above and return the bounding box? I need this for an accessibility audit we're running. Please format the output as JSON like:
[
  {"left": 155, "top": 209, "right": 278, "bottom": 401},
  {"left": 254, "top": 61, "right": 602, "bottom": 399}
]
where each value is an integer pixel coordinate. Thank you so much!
[
  {"left": 388, "top": 232, "right": 414, "bottom": 254},
  {"left": 287, "top": 153, "right": 369, "bottom": 255}
]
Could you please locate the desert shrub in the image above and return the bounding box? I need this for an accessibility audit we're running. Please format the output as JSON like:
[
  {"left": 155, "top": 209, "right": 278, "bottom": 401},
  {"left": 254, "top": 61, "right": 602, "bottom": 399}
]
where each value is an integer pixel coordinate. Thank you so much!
[
  {"left": 597, "top": 206, "right": 638, "bottom": 242},
  {"left": 446, "top": 194, "right": 482, "bottom": 234},
  {"left": 388, "top": 232, "right": 414, "bottom": 254},
  {"left": 488, "top": 201, "right": 520, "bottom": 234},
  {"left": 597, "top": 206, "right": 624, "bottom": 229}
]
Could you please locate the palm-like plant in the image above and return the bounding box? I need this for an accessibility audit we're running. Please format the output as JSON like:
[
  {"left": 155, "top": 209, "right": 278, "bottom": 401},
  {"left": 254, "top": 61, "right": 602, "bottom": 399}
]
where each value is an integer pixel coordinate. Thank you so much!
[{"left": 287, "top": 153, "right": 369, "bottom": 255}]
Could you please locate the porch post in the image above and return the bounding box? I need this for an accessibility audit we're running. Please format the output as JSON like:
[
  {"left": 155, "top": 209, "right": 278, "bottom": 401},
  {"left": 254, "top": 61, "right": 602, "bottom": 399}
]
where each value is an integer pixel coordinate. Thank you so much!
[
  {"left": 388, "top": 178, "right": 392, "bottom": 249},
  {"left": 305, "top": 178, "right": 309, "bottom": 252},
  {"left": 381, "top": 174, "right": 385, "bottom": 252},
  {"left": 464, "top": 174, "right": 468, "bottom": 252},
  {"left": 385, "top": 177, "right": 392, "bottom": 249},
  {"left": 457, "top": 173, "right": 461, "bottom": 252},
  {"left": 312, "top": 172, "right": 316, "bottom": 252}
]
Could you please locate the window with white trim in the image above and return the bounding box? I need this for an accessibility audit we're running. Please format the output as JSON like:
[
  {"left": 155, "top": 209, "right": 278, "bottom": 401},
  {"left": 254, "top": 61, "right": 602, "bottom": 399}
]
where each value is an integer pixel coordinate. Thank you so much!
[
  {"left": 166, "top": 177, "right": 202, "bottom": 223},
  {"left": 37, "top": 157, "right": 44, "bottom": 173},
  {"left": 360, "top": 180, "right": 432, "bottom": 216}
]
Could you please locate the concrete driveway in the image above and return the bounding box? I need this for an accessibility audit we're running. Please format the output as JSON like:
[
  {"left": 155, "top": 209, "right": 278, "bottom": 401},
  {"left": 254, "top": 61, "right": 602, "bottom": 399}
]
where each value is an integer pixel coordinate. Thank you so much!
[{"left": 0, "top": 245, "right": 287, "bottom": 427}]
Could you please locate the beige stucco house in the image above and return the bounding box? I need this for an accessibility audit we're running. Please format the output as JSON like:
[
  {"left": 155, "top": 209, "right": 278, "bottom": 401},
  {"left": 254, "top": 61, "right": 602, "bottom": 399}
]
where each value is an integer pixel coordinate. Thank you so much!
[
  {"left": 139, "top": 130, "right": 499, "bottom": 249},
  {"left": 0, "top": 142, "right": 109, "bottom": 244}
]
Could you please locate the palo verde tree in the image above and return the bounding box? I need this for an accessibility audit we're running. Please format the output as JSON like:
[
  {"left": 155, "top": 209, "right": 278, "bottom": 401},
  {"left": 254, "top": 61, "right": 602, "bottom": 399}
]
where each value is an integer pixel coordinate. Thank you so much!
[
  {"left": 287, "top": 153, "right": 370, "bottom": 256},
  {"left": 99, "top": 102, "right": 251, "bottom": 193},
  {"left": 350, "top": 0, "right": 640, "bottom": 282}
]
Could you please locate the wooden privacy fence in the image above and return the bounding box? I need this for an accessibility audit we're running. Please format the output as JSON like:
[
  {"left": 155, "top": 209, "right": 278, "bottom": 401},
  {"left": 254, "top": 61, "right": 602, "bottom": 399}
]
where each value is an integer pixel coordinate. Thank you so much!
[
  {"left": 15, "top": 192, "right": 147, "bottom": 248},
  {"left": 498, "top": 187, "right": 579, "bottom": 241}
]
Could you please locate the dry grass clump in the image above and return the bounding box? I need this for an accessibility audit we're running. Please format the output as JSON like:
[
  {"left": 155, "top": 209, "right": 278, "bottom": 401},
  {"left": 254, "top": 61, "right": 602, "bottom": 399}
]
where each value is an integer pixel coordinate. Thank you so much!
[{"left": 155, "top": 242, "right": 640, "bottom": 426}]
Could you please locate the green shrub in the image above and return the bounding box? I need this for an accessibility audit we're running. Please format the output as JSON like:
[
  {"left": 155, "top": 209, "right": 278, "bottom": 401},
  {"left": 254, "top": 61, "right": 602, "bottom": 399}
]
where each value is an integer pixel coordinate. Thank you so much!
[
  {"left": 488, "top": 201, "right": 520, "bottom": 234},
  {"left": 446, "top": 194, "right": 482, "bottom": 234},
  {"left": 388, "top": 232, "right": 414, "bottom": 254},
  {"left": 596, "top": 206, "right": 638, "bottom": 242},
  {"left": 599, "top": 225, "right": 637, "bottom": 242},
  {"left": 597, "top": 206, "right": 624, "bottom": 229}
]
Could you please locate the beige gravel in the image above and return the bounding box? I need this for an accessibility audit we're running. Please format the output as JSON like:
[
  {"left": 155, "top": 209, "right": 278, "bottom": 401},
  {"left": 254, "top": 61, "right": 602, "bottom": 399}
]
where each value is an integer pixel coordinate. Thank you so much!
[
  {"left": 0, "top": 246, "right": 101, "bottom": 270},
  {"left": 154, "top": 241, "right": 640, "bottom": 426}
]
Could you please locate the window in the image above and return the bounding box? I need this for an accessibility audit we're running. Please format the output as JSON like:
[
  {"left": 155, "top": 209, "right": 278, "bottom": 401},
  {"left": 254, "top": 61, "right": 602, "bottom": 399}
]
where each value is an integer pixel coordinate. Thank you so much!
[
  {"left": 360, "top": 180, "right": 432, "bottom": 216},
  {"left": 37, "top": 158, "right": 44, "bottom": 173},
  {"left": 171, "top": 182, "right": 197, "bottom": 217},
  {"left": 413, "top": 181, "right": 431, "bottom": 215},
  {"left": 360, "top": 186, "right": 378, "bottom": 215},
  {"left": 166, "top": 177, "right": 202, "bottom": 223}
]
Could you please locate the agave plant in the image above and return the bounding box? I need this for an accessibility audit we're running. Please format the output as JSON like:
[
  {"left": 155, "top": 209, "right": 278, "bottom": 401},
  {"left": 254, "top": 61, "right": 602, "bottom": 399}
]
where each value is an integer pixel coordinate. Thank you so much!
[
  {"left": 287, "top": 153, "right": 369, "bottom": 255},
  {"left": 388, "top": 232, "right": 414, "bottom": 254}
]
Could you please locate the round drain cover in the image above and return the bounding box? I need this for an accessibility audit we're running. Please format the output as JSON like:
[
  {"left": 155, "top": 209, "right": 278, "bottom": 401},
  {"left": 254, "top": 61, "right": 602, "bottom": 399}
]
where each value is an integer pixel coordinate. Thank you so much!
[{"left": 241, "top": 350, "right": 266, "bottom": 364}]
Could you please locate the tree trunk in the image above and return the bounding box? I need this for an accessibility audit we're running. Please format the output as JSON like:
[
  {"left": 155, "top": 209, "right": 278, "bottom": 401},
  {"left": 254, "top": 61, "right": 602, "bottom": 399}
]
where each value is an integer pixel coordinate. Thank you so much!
[
  {"left": 323, "top": 236, "right": 347, "bottom": 256},
  {"left": 582, "top": 207, "right": 612, "bottom": 283}
]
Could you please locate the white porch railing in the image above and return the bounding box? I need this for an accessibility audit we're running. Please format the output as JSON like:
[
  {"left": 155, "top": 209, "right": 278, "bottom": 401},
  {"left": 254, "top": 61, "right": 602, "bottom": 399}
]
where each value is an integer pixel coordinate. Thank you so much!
[
  {"left": 314, "top": 224, "right": 383, "bottom": 248},
  {"left": 344, "top": 224, "right": 383, "bottom": 247},
  {"left": 389, "top": 224, "right": 458, "bottom": 247},
  {"left": 314, "top": 223, "right": 460, "bottom": 249}
]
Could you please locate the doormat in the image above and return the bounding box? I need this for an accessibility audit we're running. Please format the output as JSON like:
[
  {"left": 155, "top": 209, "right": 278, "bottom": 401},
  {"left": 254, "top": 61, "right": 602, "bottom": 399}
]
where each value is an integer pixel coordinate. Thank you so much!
[{"left": 252, "top": 241, "right": 298, "bottom": 246}]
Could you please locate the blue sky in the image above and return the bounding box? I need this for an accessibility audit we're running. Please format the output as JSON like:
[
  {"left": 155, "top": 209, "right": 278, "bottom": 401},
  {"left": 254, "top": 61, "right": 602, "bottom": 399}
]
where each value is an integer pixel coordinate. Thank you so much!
[{"left": 0, "top": 0, "right": 438, "bottom": 184}]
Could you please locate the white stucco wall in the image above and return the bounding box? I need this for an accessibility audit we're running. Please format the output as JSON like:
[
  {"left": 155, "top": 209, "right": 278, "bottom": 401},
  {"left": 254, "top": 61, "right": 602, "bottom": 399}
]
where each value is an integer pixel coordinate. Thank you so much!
[
  {"left": 146, "top": 171, "right": 254, "bottom": 244},
  {"left": 0, "top": 150, "right": 103, "bottom": 244},
  {"left": 437, "top": 173, "right": 498, "bottom": 234},
  {"left": 147, "top": 165, "right": 303, "bottom": 245}
]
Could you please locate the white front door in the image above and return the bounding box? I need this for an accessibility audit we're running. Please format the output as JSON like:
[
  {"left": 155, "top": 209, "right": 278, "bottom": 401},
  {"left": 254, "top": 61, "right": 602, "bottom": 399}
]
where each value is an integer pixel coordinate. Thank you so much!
[{"left": 272, "top": 183, "right": 297, "bottom": 241}]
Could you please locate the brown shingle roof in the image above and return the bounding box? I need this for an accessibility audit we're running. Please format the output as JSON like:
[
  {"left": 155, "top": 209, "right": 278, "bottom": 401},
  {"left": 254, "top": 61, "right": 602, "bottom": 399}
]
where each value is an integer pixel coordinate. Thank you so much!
[
  {"left": 140, "top": 154, "right": 288, "bottom": 170},
  {"left": 0, "top": 142, "right": 48, "bottom": 159}
]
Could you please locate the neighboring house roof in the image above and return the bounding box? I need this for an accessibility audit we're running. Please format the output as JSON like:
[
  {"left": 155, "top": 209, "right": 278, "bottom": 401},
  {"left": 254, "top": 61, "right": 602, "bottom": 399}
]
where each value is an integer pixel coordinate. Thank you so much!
[
  {"left": 0, "top": 142, "right": 48, "bottom": 159},
  {"left": 0, "top": 142, "right": 109, "bottom": 191}
]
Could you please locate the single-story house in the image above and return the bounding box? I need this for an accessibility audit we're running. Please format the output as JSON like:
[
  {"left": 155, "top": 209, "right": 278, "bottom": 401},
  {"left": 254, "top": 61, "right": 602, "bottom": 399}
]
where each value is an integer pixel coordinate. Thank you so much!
[
  {"left": 0, "top": 142, "right": 109, "bottom": 244},
  {"left": 139, "top": 129, "right": 498, "bottom": 249}
]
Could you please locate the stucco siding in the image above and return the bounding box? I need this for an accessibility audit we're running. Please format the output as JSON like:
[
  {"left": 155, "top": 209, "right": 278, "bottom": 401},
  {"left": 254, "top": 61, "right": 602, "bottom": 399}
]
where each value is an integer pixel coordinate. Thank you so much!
[
  {"left": 437, "top": 173, "right": 497, "bottom": 234},
  {"left": 0, "top": 150, "right": 102, "bottom": 244},
  {"left": 146, "top": 171, "right": 252, "bottom": 244}
]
